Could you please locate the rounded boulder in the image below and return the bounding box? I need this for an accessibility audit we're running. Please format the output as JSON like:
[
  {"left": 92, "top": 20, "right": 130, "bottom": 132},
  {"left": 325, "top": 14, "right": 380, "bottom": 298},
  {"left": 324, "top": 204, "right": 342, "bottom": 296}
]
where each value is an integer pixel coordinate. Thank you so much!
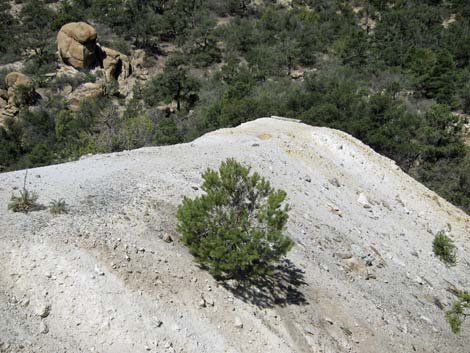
[
  {"left": 5, "top": 72, "right": 33, "bottom": 88},
  {"left": 57, "top": 22, "right": 98, "bottom": 69}
]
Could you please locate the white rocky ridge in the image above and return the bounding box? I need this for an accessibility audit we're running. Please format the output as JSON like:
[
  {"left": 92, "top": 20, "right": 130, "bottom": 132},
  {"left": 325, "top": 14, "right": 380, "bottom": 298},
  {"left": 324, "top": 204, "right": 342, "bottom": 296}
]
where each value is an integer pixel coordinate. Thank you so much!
[{"left": 0, "top": 117, "right": 469, "bottom": 352}]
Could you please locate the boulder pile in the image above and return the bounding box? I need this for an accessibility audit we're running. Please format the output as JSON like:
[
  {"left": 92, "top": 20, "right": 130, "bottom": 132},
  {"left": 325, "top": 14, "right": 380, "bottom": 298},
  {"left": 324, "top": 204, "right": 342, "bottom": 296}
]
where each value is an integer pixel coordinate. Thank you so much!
[
  {"left": 98, "top": 47, "right": 132, "bottom": 82},
  {"left": 0, "top": 72, "right": 39, "bottom": 123},
  {"left": 57, "top": 22, "right": 132, "bottom": 87},
  {"left": 1, "top": 22, "right": 141, "bottom": 124},
  {"left": 67, "top": 82, "right": 104, "bottom": 111}
]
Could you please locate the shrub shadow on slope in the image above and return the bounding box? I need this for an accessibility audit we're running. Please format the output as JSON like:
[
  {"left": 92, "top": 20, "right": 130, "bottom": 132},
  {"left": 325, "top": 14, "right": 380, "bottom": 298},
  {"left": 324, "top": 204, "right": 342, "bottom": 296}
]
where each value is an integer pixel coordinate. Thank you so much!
[{"left": 220, "top": 259, "right": 308, "bottom": 309}]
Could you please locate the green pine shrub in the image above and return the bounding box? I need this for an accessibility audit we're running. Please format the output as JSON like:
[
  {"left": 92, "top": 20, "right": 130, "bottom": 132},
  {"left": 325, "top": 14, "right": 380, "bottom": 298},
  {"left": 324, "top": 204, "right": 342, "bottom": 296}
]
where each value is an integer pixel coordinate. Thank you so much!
[
  {"left": 176, "top": 158, "right": 294, "bottom": 281},
  {"left": 433, "top": 231, "right": 457, "bottom": 265},
  {"left": 446, "top": 291, "right": 470, "bottom": 334}
]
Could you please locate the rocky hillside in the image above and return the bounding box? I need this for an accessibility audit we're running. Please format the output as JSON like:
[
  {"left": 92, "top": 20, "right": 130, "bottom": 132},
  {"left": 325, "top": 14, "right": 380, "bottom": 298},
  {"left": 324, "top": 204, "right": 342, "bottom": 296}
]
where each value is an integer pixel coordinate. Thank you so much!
[
  {"left": 0, "top": 117, "right": 469, "bottom": 353},
  {"left": 0, "top": 20, "right": 147, "bottom": 123}
]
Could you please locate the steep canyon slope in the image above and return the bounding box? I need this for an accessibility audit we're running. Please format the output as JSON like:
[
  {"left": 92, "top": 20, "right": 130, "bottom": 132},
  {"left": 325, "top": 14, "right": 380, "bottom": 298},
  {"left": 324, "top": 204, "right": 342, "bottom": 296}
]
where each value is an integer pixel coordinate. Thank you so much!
[{"left": 0, "top": 117, "right": 469, "bottom": 353}]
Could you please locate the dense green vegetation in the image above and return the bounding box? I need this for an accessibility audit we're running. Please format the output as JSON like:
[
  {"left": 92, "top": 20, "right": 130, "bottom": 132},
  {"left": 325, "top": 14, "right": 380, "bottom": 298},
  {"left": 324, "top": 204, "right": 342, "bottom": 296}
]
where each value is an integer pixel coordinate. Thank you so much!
[
  {"left": 433, "top": 231, "right": 457, "bottom": 265},
  {"left": 446, "top": 290, "right": 470, "bottom": 334},
  {"left": 177, "top": 158, "right": 293, "bottom": 280},
  {"left": 1, "top": 0, "right": 470, "bottom": 213}
]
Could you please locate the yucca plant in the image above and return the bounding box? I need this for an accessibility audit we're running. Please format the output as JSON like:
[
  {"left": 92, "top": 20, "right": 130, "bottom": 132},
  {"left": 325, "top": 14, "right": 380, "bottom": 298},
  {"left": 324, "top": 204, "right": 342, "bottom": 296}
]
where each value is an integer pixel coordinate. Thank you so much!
[
  {"left": 8, "top": 188, "right": 40, "bottom": 213},
  {"left": 8, "top": 171, "right": 42, "bottom": 213},
  {"left": 49, "top": 199, "right": 68, "bottom": 215}
]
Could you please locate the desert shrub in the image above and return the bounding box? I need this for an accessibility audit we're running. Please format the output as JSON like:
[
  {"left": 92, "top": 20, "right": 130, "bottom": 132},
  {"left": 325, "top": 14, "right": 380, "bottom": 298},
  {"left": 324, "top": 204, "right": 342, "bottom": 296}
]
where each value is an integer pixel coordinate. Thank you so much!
[
  {"left": 446, "top": 291, "right": 470, "bottom": 334},
  {"left": 8, "top": 172, "right": 41, "bottom": 213},
  {"left": 144, "top": 54, "right": 200, "bottom": 111},
  {"left": 433, "top": 231, "right": 457, "bottom": 265},
  {"left": 153, "top": 117, "right": 182, "bottom": 145},
  {"left": 49, "top": 198, "right": 68, "bottom": 215},
  {"left": 176, "top": 158, "right": 294, "bottom": 281},
  {"left": 103, "top": 79, "right": 120, "bottom": 97},
  {"left": 118, "top": 113, "right": 156, "bottom": 149},
  {"left": 107, "top": 37, "right": 132, "bottom": 56},
  {"left": 27, "top": 142, "right": 56, "bottom": 165},
  {"left": 14, "top": 84, "right": 39, "bottom": 106},
  {"left": 49, "top": 73, "right": 90, "bottom": 92},
  {"left": 0, "top": 68, "right": 13, "bottom": 90},
  {"left": 8, "top": 189, "right": 40, "bottom": 213},
  {"left": 460, "top": 83, "right": 470, "bottom": 114},
  {"left": 21, "top": 42, "right": 58, "bottom": 80},
  {"left": 51, "top": 0, "right": 86, "bottom": 29}
]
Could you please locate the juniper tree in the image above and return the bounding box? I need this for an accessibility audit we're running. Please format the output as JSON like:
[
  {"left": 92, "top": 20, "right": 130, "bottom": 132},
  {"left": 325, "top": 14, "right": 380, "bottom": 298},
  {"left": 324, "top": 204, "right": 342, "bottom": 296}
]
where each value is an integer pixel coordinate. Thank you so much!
[{"left": 177, "top": 158, "right": 293, "bottom": 281}]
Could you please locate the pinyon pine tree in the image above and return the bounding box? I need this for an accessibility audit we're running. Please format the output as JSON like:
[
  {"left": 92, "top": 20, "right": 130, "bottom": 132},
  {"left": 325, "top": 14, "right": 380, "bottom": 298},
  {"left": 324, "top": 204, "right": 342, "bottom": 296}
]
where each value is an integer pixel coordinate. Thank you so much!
[{"left": 177, "top": 158, "right": 293, "bottom": 281}]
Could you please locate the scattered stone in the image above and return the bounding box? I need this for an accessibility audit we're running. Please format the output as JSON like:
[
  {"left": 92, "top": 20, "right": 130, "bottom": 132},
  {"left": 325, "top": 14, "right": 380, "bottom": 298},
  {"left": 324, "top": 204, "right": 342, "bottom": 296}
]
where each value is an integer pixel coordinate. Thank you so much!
[
  {"left": 365, "top": 271, "right": 376, "bottom": 280},
  {"left": 381, "top": 200, "right": 392, "bottom": 210},
  {"left": 345, "top": 257, "right": 367, "bottom": 273},
  {"left": 340, "top": 326, "right": 352, "bottom": 336},
  {"left": 304, "top": 175, "right": 312, "bottom": 182},
  {"left": 329, "top": 178, "right": 341, "bottom": 187},
  {"left": 330, "top": 206, "right": 343, "bottom": 217},
  {"left": 233, "top": 317, "right": 243, "bottom": 329},
  {"left": 420, "top": 315, "right": 433, "bottom": 325},
  {"left": 362, "top": 254, "right": 374, "bottom": 267},
  {"left": 303, "top": 325, "right": 315, "bottom": 335},
  {"left": 357, "top": 193, "right": 372, "bottom": 209},
  {"left": 204, "top": 296, "right": 215, "bottom": 307},
  {"left": 290, "top": 70, "right": 304, "bottom": 80},
  {"left": 94, "top": 265, "right": 105, "bottom": 276},
  {"left": 38, "top": 322, "right": 49, "bottom": 334},
  {"left": 36, "top": 304, "right": 50, "bottom": 318},
  {"left": 334, "top": 252, "right": 353, "bottom": 260},
  {"left": 162, "top": 234, "right": 173, "bottom": 243},
  {"left": 433, "top": 297, "right": 444, "bottom": 310}
]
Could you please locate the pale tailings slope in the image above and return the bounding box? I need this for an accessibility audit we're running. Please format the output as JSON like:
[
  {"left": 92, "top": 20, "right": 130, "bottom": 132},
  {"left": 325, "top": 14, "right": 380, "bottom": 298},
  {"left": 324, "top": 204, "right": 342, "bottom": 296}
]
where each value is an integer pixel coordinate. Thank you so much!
[{"left": 1, "top": 117, "right": 469, "bottom": 353}]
